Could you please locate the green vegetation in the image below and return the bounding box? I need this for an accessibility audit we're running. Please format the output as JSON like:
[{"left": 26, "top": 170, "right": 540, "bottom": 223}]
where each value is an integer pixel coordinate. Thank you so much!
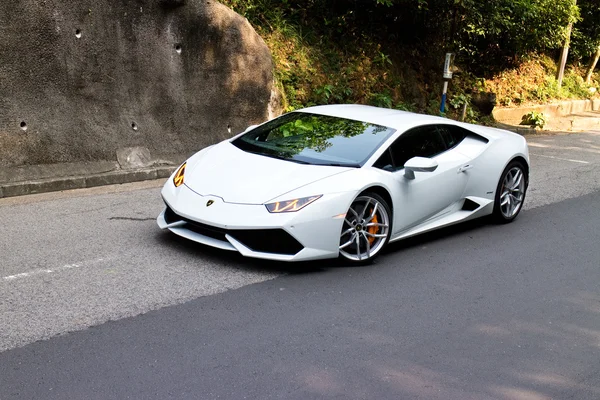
[
  {"left": 520, "top": 111, "right": 548, "bottom": 129},
  {"left": 222, "top": 0, "right": 600, "bottom": 121},
  {"left": 484, "top": 55, "right": 597, "bottom": 107}
]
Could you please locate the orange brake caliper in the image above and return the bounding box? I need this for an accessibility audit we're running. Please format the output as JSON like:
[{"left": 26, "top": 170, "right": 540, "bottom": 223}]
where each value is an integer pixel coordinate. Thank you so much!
[{"left": 367, "top": 209, "right": 378, "bottom": 245}]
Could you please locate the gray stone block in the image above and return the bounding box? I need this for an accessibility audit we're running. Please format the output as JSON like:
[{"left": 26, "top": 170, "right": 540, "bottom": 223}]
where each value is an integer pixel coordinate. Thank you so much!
[{"left": 117, "top": 147, "right": 153, "bottom": 169}]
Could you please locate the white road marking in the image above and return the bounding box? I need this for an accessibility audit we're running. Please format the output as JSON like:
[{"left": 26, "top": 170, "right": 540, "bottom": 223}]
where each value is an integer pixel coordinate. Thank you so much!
[
  {"left": 528, "top": 143, "right": 549, "bottom": 148},
  {"left": 1, "top": 259, "right": 104, "bottom": 282},
  {"left": 528, "top": 142, "right": 600, "bottom": 153},
  {"left": 530, "top": 153, "right": 589, "bottom": 164}
]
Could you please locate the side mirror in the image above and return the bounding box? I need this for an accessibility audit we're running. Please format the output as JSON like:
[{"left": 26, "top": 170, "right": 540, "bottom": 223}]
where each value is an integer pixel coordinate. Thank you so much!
[
  {"left": 244, "top": 124, "right": 259, "bottom": 133},
  {"left": 404, "top": 157, "right": 438, "bottom": 180}
]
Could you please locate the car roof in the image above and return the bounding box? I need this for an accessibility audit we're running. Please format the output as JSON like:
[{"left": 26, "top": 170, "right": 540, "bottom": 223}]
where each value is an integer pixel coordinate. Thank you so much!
[{"left": 296, "top": 104, "right": 449, "bottom": 131}]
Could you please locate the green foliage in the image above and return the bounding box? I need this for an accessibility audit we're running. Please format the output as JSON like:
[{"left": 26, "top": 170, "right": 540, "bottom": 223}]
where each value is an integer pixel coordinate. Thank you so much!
[
  {"left": 562, "top": 74, "right": 593, "bottom": 98},
  {"left": 425, "top": 98, "right": 442, "bottom": 116},
  {"left": 370, "top": 92, "right": 393, "bottom": 109},
  {"left": 520, "top": 111, "right": 547, "bottom": 128},
  {"left": 221, "top": 0, "right": 599, "bottom": 125},
  {"left": 571, "top": 0, "right": 600, "bottom": 59},
  {"left": 485, "top": 55, "right": 596, "bottom": 107},
  {"left": 314, "top": 85, "right": 334, "bottom": 104},
  {"left": 394, "top": 102, "right": 417, "bottom": 112},
  {"left": 446, "top": 93, "right": 480, "bottom": 123},
  {"left": 368, "top": 0, "right": 580, "bottom": 73},
  {"left": 221, "top": 0, "right": 415, "bottom": 112},
  {"left": 453, "top": 0, "right": 577, "bottom": 62},
  {"left": 448, "top": 94, "right": 471, "bottom": 110},
  {"left": 373, "top": 51, "right": 393, "bottom": 66}
]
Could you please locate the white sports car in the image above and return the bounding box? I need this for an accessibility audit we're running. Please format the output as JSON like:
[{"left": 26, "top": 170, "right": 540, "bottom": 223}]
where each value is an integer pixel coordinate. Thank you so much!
[{"left": 158, "top": 105, "right": 529, "bottom": 263}]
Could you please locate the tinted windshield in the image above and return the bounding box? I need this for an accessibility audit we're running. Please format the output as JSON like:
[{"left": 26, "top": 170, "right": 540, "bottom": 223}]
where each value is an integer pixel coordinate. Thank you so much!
[{"left": 231, "top": 112, "right": 395, "bottom": 167}]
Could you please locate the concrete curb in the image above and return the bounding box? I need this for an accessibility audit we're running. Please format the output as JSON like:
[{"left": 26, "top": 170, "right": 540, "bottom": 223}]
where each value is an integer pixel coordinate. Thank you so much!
[
  {"left": 493, "top": 99, "right": 600, "bottom": 121},
  {"left": 494, "top": 122, "right": 538, "bottom": 135},
  {"left": 493, "top": 99, "right": 600, "bottom": 133},
  {"left": 0, "top": 166, "right": 175, "bottom": 199}
]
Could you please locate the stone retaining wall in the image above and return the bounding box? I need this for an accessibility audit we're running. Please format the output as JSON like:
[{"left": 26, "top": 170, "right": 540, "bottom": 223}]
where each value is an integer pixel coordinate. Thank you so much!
[{"left": 0, "top": 0, "right": 273, "bottom": 167}]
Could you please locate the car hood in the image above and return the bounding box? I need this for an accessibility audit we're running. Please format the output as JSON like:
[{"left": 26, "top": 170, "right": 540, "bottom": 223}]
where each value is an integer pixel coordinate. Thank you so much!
[{"left": 184, "top": 141, "right": 353, "bottom": 204}]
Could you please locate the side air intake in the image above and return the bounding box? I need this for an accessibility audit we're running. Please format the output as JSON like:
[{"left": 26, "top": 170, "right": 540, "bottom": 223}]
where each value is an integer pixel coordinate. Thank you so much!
[{"left": 461, "top": 198, "right": 480, "bottom": 211}]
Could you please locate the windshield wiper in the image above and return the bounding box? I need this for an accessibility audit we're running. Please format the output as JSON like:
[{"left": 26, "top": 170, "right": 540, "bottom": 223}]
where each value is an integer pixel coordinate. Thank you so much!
[
  {"left": 316, "top": 163, "right": 360, "bottom": 168},
  {"left": 260, "top": 153, "right": 310, "bottom": 164},
  {"left": 245, "top": 149, "right": 357, "bottom": 167}
]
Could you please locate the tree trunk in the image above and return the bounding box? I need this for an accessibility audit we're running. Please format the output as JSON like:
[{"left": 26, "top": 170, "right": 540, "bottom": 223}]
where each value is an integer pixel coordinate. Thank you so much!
[
  {"left": 556, "top": 0, "right": 577, "bottom": 88},
  {"left": 556, "top": 22, "right": 574, "bottom": 88},
  {"left": 585, "top": 44, "right": 600, "bottom": 84}
]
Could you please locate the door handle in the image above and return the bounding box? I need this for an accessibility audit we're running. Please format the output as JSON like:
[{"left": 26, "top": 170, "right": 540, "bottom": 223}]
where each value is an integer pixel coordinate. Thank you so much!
[{"left": 458, "top": 164, "right": 473, "bottom": 173}]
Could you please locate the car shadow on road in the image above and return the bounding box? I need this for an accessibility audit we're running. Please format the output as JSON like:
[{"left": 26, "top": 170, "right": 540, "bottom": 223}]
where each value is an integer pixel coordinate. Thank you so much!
[
  {"left": 376, "top": 216, "right": 493, "bottom": 261},
  {"left": 153, "top": 215, "right": 498, "bottom": 273},
  {"left": 153, "top": 230, "right": 329, "bottom": 275}
]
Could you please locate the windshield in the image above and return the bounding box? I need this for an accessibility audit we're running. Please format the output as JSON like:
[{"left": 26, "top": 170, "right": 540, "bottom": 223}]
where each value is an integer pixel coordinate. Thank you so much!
[{"left": 231, "top": 112, "right": 396, "bottom": 167}]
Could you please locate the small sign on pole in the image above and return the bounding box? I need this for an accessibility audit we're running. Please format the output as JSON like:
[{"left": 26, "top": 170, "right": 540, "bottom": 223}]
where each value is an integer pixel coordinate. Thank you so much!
[
  {"left": 443, "top": 53, "right": 455, "bottom": 80},
  {"left": 440, "top": 53, "right": 455, "bottom": 114}
]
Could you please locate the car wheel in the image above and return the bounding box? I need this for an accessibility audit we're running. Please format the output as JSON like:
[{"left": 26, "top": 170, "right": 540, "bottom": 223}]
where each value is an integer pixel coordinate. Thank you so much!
[
  {"left": 493, "top": 160, "right": 528, "bottom": 223},
  {"left": 339, "top": 192, "right": 391, "bottom": 264}
]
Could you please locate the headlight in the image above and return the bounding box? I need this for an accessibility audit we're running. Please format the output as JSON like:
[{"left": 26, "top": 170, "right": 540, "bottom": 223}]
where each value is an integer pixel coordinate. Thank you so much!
[
  {"left": 173, "top": 162, "right": 186, "bottom": 187},
  {"left": 265, "top": 195, "right": 322, "bottom": 213}
]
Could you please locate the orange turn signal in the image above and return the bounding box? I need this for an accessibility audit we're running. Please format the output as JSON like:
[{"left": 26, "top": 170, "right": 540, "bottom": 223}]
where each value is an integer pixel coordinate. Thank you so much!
[{"left": 173, "top": 162, "right": 186, "bottom": 187}]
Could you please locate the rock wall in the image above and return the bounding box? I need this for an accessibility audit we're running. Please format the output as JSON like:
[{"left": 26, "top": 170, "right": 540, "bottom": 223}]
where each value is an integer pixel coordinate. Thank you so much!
[{"left": 0, "top": 0, "right": 273, "bottom": 167}]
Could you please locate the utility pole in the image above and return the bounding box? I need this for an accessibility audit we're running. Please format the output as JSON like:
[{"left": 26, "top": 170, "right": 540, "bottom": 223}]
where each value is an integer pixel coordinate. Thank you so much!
[{"left": 556, "top": 0, "right": 577, "bottom": 88}]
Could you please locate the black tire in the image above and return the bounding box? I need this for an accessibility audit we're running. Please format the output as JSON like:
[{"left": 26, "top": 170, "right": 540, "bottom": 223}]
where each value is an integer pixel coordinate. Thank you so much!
[
  {"left": 492, "top": 160, "right": 528, "bottom": 223},
  {"left": 338, "top": 191, "right": 392, "bottom": 265}
]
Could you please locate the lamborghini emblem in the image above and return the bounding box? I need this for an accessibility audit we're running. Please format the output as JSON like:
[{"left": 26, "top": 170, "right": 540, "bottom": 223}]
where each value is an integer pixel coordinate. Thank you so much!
[{"left": 206, "top": 200, "right": 214, "bottom": 207}]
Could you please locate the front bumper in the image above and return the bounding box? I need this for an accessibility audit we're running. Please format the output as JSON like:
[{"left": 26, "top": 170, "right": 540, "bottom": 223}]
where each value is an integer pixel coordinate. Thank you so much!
[{"left": 157, "top": 183, "right": 352, "bottom": 262}]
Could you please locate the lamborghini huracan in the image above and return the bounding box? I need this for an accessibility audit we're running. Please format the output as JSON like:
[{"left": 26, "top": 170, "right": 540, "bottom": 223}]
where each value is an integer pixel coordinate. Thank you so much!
[{"left": 158, "top": 105, "right": 529, "bottom": 263}]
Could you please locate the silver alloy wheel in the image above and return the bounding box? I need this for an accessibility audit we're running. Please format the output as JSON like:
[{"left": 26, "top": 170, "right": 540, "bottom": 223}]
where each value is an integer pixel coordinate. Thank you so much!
[
  {"left": 339, "top": 195, "right": 390, "bottom": 262},
  {"left": 500, "top": 166, "right": 525, "bottom": 219}
]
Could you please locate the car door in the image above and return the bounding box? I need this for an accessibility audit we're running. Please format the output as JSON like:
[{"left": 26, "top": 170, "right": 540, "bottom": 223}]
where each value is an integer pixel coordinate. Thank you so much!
[{"left": 375, "top": 124, "right": 471, "bottom": 234}]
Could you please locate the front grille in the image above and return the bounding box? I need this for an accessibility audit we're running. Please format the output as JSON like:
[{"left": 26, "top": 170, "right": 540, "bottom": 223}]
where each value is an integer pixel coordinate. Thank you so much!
[
  {"left": 164, "top": 205, "right": 304, "bottom": 255},
  {"left": 184, "top": 220, "right": 228, "bottom": 242},
  {"left": 229, "top": 229, "right": 304, "bottom": 256}
]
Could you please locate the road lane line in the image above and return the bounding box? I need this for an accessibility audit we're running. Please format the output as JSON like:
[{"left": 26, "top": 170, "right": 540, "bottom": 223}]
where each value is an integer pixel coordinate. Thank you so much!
[
  {"left": 530, "top": 153, "right": 590, "bottom": 164},
  {"left": 1, "top": 259, "right": 104, "bottom": 282},
  {"left": 528, "top": 143, "right": 550, "bottom": 148}
]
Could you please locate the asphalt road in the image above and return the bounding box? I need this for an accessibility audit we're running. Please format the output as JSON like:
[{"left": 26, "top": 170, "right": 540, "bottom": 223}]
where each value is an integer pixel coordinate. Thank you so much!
[{"left": 1, "top": 131, "right": 599, "bottom": 399}]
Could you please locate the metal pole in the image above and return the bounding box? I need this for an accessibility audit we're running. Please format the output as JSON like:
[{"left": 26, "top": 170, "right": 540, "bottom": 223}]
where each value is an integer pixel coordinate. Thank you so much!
[
  {"left": 460, "top": 102, "right": 468, "bottom": 121},
  {"left": 440, "top": 81, "right": 449, "bottom": 114}
]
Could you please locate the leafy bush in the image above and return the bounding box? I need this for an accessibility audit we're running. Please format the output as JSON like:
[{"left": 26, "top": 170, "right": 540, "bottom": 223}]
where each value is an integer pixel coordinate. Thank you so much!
[
  {"left": 370, "top": 92, "right": 394, "bottom": 109},
  {"left": 520, "top": 111, "right": 547, "bottom": 128},
  {"left": 484, "top": 55, "right": 597, "bottom": 107}
]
